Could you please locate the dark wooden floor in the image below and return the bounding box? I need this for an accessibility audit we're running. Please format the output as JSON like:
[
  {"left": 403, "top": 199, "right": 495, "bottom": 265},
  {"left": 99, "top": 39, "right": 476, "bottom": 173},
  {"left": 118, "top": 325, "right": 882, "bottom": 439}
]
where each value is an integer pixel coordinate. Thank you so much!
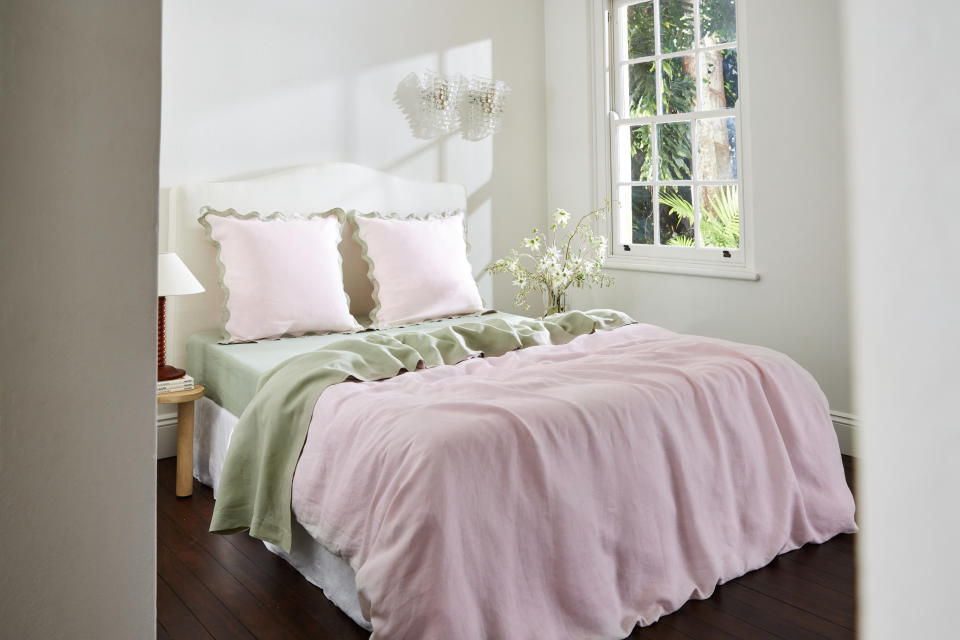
[{"left": 157, "top": 456, "right": 856, "bottom": 639}]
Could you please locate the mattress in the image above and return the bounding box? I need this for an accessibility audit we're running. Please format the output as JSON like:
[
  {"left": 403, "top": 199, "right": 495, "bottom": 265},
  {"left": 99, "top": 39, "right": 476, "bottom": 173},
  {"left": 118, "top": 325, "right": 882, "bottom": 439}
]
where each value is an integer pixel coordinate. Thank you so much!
[{"left": 186, "top": 311, "right": 503, "bottom": 417}]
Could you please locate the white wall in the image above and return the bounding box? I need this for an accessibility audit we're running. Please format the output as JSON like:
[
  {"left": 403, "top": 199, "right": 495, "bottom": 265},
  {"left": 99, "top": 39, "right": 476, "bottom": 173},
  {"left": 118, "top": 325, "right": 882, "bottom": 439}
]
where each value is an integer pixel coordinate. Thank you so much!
[
  {"left": 544, "top": 0, "right": 853, "bottom": 416},
  {"left": 845, "top": 0, "right": 960, "bottom": 635},
  {"left": 0, "top": 2, "right": 160, "bottom": 638}
]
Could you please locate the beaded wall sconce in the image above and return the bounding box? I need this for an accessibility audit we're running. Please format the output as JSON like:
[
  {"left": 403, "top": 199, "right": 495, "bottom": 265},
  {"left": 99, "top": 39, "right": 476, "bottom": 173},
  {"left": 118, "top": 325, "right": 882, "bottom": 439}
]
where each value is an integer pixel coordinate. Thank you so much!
[{"left": 395, "top": 71, "right": 510, "bottom": 141}]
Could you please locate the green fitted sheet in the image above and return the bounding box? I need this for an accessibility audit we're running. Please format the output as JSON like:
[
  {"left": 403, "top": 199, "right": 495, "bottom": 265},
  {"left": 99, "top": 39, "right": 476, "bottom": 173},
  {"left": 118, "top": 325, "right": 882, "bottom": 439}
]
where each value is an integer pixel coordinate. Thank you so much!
[{"left": 185, "top": 311, "right": 510, "bottom": 417}]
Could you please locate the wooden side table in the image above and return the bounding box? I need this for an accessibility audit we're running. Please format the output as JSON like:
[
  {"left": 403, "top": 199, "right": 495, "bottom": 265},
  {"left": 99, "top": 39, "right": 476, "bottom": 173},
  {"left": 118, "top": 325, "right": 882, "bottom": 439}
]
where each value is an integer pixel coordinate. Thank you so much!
[{"left": 157, "top": 385, "right": 205, "bottom": 497}]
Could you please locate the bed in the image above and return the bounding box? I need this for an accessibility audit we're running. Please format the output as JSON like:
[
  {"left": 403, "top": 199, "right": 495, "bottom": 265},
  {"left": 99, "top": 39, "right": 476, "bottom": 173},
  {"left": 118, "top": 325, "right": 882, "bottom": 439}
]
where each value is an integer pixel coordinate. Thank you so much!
[{"left": 168, "top": 163, "right": 856, "bottom": 639}]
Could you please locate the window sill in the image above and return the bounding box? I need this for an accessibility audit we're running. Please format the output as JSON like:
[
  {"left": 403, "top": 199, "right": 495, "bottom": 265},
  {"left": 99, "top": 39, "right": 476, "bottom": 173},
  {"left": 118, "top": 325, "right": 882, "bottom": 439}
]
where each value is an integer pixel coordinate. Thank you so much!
[{"left": 603, "top": 256, "right": 760, "bottom": 281}]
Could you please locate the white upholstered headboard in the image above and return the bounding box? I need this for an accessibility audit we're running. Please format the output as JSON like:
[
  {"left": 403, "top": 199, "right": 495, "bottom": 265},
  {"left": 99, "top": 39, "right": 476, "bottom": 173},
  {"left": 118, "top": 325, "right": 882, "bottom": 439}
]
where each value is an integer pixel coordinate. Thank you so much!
[{"left": 167, "top": 163, "right": 467, "bottom": 368}]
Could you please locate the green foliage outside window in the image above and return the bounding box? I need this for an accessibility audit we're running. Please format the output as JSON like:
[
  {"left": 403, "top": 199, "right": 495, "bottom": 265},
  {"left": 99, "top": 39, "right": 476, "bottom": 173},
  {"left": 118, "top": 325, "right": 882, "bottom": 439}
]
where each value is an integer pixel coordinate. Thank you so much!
[
  {"left": 625, "top": 0, "right": 739, "bottom": 246},
  {"left": 660, "top": 185, "right": 739, "bottom": 248}
]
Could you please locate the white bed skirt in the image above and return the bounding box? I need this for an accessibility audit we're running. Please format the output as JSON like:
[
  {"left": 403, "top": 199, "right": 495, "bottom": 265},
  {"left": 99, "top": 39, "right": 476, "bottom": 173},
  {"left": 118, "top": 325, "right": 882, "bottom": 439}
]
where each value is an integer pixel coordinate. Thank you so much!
[{"left": 193, "top": 397, "right": 372, "bottom": 631}]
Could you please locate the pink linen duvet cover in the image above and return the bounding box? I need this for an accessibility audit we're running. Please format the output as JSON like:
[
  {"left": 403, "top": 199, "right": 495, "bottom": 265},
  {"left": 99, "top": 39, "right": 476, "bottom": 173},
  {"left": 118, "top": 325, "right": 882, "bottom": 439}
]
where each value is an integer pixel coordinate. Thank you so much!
[{"left": 291, "top": 322, "right": 856, "bottom": 639}]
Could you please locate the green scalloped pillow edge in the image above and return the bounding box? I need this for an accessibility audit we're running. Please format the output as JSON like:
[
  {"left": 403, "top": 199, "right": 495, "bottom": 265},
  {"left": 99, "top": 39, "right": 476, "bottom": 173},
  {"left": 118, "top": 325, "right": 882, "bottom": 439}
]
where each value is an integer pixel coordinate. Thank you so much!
[
  {"left": 198, "top": 206, "right": 360, "bottom": 343},
  {"left": 350, "top": 209, "right": 484, "bottom": 330}
]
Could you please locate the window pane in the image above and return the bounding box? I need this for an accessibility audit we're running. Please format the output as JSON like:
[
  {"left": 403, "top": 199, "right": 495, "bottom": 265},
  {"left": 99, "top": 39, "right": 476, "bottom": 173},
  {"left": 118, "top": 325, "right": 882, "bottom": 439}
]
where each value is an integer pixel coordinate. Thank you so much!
[
  {"left": 631, "top": 186, "right": 655, "bottom": 244},
  {"left": 660, "top": 0, "right": 695, "bottom": 54},
  {"left": 631, "top": 125, "right": 653, "bottom": 180},
  {"left": 700, "top": 0, "right": 736, "bottom": 45},
  {"left": 628, "top": 62, "right": 656, "bottom": 116},
  {"left": 657, "top": 121, "right": 691, "bottom": 180},
  {"left": 696, "top": 117, "right": 736, "bottom": 180},
  {"left": 627, "top": 2, "right": 655, "bottom": 58},
  {"left": 699, "top": 185, "right": 739, "bottom": 248},
  {"left": 659, "top": 186, "right": 694, "bottom": 245},
  {"left": 699, "top": 48, "right": 738, "bottom": 110},
  {"left": 661, "top": 56, "right": 696, "bottom": 114}
]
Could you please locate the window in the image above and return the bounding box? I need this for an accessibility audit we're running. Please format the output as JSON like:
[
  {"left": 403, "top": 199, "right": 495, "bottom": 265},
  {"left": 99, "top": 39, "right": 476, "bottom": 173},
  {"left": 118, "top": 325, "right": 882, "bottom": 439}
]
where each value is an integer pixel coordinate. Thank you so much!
[{"left": 601, "top": 0, "right": 754, "bottom": 278}]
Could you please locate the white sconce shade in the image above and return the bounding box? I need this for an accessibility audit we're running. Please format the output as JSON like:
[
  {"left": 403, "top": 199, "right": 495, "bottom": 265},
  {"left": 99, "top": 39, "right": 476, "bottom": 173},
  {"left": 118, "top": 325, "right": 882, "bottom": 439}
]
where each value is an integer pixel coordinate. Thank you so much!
[
  {"left": 460, "top": 76, "right": 510, "bottom": 141},
  {"left": 395, "top": 71, "right": 463, "bottom": 139},
  {"left": 157, "top": 252, "right": 204, "bottom": 297}
]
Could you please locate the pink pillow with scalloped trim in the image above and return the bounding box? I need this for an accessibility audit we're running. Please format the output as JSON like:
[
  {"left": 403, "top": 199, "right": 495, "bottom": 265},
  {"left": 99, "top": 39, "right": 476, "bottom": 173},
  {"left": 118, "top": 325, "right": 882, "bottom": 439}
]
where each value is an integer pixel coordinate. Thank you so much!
[
  {"left": 200, "top": 208, "right": 362, "bottom": 342},
  {"left": 353, "top": 211, "right": 483, "bottom": 328}
]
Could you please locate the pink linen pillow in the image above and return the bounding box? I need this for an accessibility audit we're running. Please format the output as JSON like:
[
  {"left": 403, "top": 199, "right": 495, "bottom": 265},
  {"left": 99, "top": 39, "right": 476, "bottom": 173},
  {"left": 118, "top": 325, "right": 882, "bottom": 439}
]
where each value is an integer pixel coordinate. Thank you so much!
[
  {"left": 353, "top": 211, "right": 484, "bottom": 328},
  {"left": 199, "top": 208, "right": 362, "bottom": 343}
]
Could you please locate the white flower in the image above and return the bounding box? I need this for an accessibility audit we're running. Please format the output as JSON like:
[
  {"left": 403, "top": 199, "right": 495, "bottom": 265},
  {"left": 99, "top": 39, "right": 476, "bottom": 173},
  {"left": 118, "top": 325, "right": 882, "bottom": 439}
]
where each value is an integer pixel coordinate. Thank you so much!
[
  {"left": 553, "top": 208, "right": 571, "bottom": 228},
  {"left": 544, "top": 245, "right": 561, "bottom": 261},
  {"left": 512, "top": 274, "right": 528, "bottom": 288},
  {"left": 536, "top": 256, "right": 556, "bottom": 274},
  {"left": 522, "top": 236, "right": 541, "bottom": 251},
  {"left": 592, "top": 235, "right": 608, "bottom": 259}
]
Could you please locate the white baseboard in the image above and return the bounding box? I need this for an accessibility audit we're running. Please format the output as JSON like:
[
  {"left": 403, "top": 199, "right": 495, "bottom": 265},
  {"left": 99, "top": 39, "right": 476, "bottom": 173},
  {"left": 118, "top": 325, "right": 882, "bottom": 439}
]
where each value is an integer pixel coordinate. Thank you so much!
[
  {"left": 831, "top": 410, "right": 858, "bottom": 457},
  {"left": 157, "top": 414, "right": 178, "bottom": 460}
]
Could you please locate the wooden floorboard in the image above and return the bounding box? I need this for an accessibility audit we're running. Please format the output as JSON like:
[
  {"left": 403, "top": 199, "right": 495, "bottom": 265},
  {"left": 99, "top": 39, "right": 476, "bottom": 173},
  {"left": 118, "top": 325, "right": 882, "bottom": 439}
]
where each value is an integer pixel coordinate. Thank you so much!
[
  {"left": 157, "top": 575, "right": 213, "bottom": 640},
  {"left": 158, "top": 455, "right": 856, "bottom": 639}
]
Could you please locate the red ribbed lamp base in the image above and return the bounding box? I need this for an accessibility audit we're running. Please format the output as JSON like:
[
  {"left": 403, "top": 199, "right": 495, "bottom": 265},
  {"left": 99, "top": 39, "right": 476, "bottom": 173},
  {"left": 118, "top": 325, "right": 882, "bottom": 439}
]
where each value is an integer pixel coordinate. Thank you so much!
[{"left": 157, "top": 296, "right": 185, "bottom": 381}]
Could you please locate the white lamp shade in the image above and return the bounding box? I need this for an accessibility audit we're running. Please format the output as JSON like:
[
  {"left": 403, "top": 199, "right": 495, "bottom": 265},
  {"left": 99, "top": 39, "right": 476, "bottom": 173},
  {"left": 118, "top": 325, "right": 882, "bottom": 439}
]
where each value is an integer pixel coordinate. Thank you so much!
[{"left": 158, "top": 252, "right": 205, "bottom": 296}]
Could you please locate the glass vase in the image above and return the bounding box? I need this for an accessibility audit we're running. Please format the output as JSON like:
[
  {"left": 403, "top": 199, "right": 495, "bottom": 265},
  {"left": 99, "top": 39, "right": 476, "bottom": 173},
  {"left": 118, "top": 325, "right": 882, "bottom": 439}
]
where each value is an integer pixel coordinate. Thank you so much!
[{"left": 544, "top": 289, "right": 567, "bottom": 316}]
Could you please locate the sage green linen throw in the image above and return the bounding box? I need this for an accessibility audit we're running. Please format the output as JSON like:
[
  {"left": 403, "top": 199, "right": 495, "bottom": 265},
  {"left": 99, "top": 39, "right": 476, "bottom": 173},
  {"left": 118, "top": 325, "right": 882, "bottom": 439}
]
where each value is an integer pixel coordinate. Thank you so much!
[
  {"left": 209, "top": 309, "right": 634, "bottom": 551},
  {"left": 187, "top": 312, "right": 511, "bottom": 417}
]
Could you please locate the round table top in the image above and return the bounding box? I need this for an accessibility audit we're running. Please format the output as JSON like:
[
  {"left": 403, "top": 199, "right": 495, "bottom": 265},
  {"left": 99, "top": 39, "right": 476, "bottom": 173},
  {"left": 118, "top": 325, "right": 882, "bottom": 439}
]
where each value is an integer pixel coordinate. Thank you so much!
[{"left": 157, "top": 385, "right": 205, "bottom": 404}]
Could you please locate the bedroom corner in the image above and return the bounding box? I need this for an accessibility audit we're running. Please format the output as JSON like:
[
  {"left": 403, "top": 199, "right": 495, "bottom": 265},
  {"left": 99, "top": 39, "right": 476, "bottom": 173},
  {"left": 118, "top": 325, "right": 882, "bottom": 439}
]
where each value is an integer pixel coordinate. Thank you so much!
[{"left": 2, "top": 1, "right": 958, "bottom": 639}]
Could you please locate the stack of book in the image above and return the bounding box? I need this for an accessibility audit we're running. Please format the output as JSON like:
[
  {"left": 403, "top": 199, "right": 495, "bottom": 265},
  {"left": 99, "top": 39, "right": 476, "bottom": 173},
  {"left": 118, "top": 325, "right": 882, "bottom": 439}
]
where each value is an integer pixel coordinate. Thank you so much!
[{"left": 157, "top": 374, "right": 195, "bottom": 394}]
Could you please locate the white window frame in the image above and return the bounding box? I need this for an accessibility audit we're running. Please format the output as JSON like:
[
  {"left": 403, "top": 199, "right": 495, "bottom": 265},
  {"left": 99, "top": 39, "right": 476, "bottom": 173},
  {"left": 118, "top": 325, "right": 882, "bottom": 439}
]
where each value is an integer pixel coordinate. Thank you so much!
[{"left": 589, "top": 0, "right": 758, "bottom": 280}]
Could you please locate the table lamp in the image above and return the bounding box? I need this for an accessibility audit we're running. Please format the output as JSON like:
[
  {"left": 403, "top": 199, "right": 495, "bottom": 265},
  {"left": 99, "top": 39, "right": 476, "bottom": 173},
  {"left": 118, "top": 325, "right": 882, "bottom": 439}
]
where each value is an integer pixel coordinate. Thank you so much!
[{"left": 157, "top": 252, "right": 205, "bottom": 381}]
